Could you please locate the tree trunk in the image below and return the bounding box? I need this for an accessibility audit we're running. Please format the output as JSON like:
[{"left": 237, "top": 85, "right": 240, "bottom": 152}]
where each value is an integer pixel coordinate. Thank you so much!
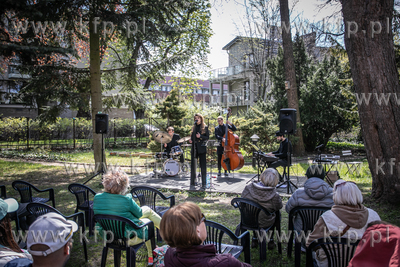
[
  {"left": 279, "top": 0, "right": 305, "bottom": 155},
  {"left": 342, "top": 0, "right": 400, "bottom": 203},
  {"left": 90, "top": 16, "right": 106, "bottom": 172}
]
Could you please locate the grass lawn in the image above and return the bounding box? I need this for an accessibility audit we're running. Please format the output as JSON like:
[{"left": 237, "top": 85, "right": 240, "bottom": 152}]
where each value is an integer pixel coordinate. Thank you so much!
[{"left": 0, "top": 157, "right": 399, "bottom": 266}]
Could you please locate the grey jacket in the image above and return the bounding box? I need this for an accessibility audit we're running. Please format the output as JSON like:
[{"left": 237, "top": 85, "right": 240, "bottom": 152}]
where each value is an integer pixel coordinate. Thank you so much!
[
  {"left": 242, "top": 182, "right": 283, "bottom": 228},
  {"left": 285, "top": 178, "right": 334, "bottom": 230}
]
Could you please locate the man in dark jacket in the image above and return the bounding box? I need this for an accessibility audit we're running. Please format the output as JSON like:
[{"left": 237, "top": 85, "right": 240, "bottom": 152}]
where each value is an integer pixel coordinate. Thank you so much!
[
  {"left": 214, "top": 116, "right": 236, "bottom": 177},
  {"left": 267, "top": 131, "right": 292, "bottom": 180},
  {"left": 285, "top": 166, "right": 333, "bottom": 230}
]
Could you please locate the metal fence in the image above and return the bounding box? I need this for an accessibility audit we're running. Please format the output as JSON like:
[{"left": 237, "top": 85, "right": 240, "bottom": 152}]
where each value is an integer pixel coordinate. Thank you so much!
[{"left": 0, "top": 117, "right": 221, "bottom": 150}]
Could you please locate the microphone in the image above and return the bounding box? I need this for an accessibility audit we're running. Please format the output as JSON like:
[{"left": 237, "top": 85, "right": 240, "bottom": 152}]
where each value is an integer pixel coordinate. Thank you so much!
[
  {"left": 315, "top": 144, "right": 324, "bottom": 150},
  {"left": 194, "top": 120, "right": 198, "bottom": 125}
]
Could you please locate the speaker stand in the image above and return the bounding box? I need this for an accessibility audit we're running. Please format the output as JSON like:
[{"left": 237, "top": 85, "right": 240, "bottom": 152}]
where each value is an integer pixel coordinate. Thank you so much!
[
  {"left": 84, "top": 133, "right": 105, "bottom": 184},
  {"left": 276, "top": 134, "right": 297, "bottom": 194}
]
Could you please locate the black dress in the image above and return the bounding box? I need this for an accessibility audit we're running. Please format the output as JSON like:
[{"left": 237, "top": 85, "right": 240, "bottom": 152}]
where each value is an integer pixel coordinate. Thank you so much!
[{"left": 190, "top": 124, "right": 209, "bottom": 186}]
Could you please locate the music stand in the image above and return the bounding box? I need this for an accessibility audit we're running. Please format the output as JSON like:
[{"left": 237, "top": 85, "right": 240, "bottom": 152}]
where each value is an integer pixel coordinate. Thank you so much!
[
  {"left": 276, "top": 134, "right": 297, "bottom": 194},
  {"left": 84, "top": 133, "right": 105, "bottom": 184},
  {"left": 247, "top": 143, "right": 262, "bottom": 184}
]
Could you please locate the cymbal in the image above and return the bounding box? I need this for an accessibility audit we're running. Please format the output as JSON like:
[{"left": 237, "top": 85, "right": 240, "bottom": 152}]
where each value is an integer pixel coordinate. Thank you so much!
[
  {"left": 177, "top": 136, "right": 191, "bottom": 143},
  {"left": 153, "top": 131, "right": 172, "bottom": 143}
]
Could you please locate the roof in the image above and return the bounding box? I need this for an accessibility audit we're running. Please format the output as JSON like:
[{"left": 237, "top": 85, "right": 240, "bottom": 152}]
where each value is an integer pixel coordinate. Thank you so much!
[
  {"left": 222, "top": 36, "right": 246, "bottom": 50},
  {"left": 222, "top": 36, "right": 269, "bottom": 50}
]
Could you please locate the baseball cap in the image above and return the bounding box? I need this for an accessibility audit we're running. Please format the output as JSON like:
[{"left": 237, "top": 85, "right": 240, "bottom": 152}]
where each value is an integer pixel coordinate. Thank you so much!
[
  {"left": 275, "top": 131, "right": 284, "bottom": 137},
  {"left": 27, "top": 212, "right": 78, "bottom": 256},
  {"left": 0, "top": 198, "right": 19, "bottom": 221}
]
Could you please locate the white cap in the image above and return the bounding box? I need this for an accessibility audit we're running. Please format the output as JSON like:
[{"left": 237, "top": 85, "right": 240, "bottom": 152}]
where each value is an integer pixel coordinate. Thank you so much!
[{"left": 27, "top": 212, "right": 78, "bottom": 256}]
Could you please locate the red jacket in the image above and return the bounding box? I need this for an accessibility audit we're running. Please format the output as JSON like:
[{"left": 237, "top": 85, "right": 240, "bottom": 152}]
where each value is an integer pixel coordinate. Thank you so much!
[
  {"left": 164, "top": 244, "right": 251, "bottom": 267},
  {"left": 348, "top": 223, "right": 400, "bottom": 267}
]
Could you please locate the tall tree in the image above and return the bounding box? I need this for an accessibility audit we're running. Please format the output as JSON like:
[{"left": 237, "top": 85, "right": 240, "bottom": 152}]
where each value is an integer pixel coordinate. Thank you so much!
[
  {"left": 268, "top": 37, "right": 357, "bottom": 152},
  {"left": 1, "top": 0, "right": 212, "bottom": 170},
  {"left": 300, "top": 55, "right": 357, "bottom": 151},
  {"left": 279, "top": 0, "right": 305, "bottom": 155},
  {"left": 340, "top": 0, "right": 400, "bottom": 203}
]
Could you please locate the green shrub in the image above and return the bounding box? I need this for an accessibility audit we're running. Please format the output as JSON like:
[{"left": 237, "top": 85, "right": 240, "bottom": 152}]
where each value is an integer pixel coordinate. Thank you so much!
[{"left": 326, "top": 141, "right": 365, "bottom": 151}]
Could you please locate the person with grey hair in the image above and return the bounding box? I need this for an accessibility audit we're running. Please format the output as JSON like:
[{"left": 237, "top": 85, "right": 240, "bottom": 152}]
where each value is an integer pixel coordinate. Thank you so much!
[
  {"left": 306, "top": 180, "right": 381, "bottom": 267},
  {"left": 93, "top": 169, "right": 162, "bottom": 266},
  {"left": 241, "top": 168, "right": 283, "bottom": 249},
  {"left": 285, "top": 165, "right": 334, "bottom": 231}
]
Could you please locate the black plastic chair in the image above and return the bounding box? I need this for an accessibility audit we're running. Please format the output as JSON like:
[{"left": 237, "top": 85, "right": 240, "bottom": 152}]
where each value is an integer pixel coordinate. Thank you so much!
[
  {"left": 287, "top": 206, "right": 331, "bottom": 267},
  {"left": 0, "top": 185, "right": 6, "bottom": 199},
  {"left": 94, "top": 214, "right": 156, "bottom": 267},
  {"left": 0, "top": 185, "right": 20, "bottom": 232},
  {"left": 130, "top": 186, "right": 175, "bottom": 241},
  {"left": 12, "top": 181, "right": 55, "bottom": 208},
  {"left": 204, "top": 220, "right": 251, "bottom": 264},
  {"left": 68, "top": 183, "right": 96, "bottom": 235},
  {"left": 306, "top": 237, "right": 360, "bottom": 267},
  {"left": 231, "top": 197, "right": 281, "bottom": 262},
  {"left": 26, "top": 202, "right": 88, "bottom": 262},
  {"left": 12, "top": 181, "right": 56, "bottom": 231}
]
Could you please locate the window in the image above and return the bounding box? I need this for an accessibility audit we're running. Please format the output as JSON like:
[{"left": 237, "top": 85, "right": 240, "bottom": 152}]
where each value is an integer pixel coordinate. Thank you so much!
[{"left": 0, "top": 80, "right": 28, "bottom": 105}]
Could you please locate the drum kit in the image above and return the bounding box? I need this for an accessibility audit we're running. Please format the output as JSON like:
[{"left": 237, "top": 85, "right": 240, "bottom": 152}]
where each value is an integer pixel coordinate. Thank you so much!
[{"left": 152, "top": 131, "right": 191, "bottom": 177}]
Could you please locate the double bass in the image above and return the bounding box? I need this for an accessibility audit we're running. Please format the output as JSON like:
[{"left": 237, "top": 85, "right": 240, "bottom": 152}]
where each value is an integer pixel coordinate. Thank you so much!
[{"left": 221, "top": 108, "right": 244, "bottom": 171}]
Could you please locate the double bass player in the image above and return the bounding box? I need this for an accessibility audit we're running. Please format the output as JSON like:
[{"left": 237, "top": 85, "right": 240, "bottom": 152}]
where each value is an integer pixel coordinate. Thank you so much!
[{"left": 215, "top": 116, "right": 236, "bottom": 177}]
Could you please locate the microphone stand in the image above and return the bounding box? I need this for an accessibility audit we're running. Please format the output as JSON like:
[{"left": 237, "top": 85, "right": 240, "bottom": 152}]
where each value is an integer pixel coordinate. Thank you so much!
[{"left": 191, "top": 121, "right": 197, "bottom": 187}]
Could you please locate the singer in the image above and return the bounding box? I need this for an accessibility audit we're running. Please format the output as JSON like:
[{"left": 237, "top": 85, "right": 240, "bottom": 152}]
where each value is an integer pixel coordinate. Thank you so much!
[{"left": 189, "top": 113, "right": 209, "bottom": 189}]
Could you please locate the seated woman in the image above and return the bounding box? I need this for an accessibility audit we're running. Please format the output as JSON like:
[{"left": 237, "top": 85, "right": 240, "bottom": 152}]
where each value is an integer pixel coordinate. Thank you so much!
[
  {"left": 0, "top": 198, "right": 32, "bottom": 266},
  {"left": 241, "top": 168, "right": 282, "bottom": 249},
  {"left": 285, "top": 166, "right": 334, "bottom": 231},
  {"left": 160, "top": 202, "right": 251, "bottom": 267},
  {"left": 93, "top": 169, "right": 162, "bottom": 266},
  {"left": 348, "top": 221, "right": 400, "bottom": 267},
  {"left": 306, "top": 180, "right": 381, "bottom": 267}
]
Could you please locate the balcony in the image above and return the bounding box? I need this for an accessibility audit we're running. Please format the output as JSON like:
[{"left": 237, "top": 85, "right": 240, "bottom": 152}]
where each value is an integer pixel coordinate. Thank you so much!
[
  {"left": 0, "top": 92, "right": 30, "bottom": 105},
  {"left": 210, "top": 65, "right": 244, "bottom": 79}
]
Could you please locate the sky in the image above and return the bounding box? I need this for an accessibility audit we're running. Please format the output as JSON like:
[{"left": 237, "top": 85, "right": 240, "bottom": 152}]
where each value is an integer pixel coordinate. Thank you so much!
[{"left": 208, "top": 0, "right": 341, "bottom": 70}]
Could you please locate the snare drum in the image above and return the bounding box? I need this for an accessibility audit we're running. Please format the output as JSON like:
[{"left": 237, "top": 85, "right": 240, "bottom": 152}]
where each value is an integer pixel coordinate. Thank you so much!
[
  {"left": 171, "top": 146, "right": 183, "bottom": 157},
  {"left": 163, "top": 159, "right": 180, "bottom": 176},
  {"left": 155, "top": 152, "right": 168, "bottom": 159}
]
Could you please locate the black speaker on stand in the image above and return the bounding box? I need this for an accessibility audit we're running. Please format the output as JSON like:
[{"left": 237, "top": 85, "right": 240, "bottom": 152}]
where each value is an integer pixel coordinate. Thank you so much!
[
  {"left": 84, "top": 113, "right": 108, "bottom": 184},
  {"left": 279, "top": 108, "right": 296, "bottom": 134},
  {"left": 276, "top": 108, "right": 297, "bottom": 194},
  {"left": 95, "top": 114, "right": 109, "bottom": 134}
]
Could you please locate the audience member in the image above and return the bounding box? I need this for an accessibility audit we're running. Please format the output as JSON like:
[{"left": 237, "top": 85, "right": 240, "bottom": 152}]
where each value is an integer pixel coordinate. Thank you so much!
[
  {"left": 348, "top": 221, "right": 400, "bottom": 267},
  {"left": 306, "top": 180, "right": 381, "bottom": 267},
  {"left": 285, "top": 165, "right": 333, "bottom": 230},
  {"left": 241, "top": 168, "right": 282, "bottom": 249},
  {"left": 6, "top": 212, "right": 78, "bottom": 267},
  {"left": 160, "top": 202, "right": 251, "bottom": 267},
  {"left": 93, "top": 169, "right": 161, "bottom": 266},
  {"left": 0, "top": 198, "right": 32, "bottom": 266}
]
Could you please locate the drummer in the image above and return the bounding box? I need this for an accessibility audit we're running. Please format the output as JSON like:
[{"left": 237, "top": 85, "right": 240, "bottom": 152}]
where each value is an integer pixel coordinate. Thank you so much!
[{"left": 164, "top": 127, "right": 184, "bottom": 163}]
